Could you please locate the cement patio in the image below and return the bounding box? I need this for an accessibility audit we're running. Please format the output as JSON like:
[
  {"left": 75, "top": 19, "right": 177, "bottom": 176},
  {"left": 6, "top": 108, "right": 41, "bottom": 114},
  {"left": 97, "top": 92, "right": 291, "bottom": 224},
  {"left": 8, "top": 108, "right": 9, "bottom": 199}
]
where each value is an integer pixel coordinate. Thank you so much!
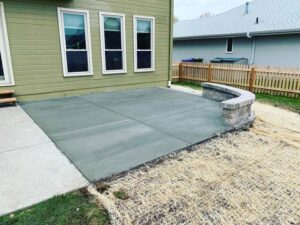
[{"left": 21, "top": 88, "right": 232, "bottom": 181}]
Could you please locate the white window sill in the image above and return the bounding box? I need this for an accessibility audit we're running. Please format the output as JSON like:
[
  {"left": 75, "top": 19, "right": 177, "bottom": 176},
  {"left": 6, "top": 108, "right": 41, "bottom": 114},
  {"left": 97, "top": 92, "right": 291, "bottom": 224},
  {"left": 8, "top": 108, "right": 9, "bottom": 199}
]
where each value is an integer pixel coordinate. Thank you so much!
[
  {"left": 102, "top": 70, "right": 127, "bottom": 75},
  {"left": 135, "top": 69, "right": 155, "bottom": 73},
  {"left": 63, "top": 72, "right": 93, "bottom": 78},
  {"left": 0, "top": 82, "right": 15, "bottom": 87}
]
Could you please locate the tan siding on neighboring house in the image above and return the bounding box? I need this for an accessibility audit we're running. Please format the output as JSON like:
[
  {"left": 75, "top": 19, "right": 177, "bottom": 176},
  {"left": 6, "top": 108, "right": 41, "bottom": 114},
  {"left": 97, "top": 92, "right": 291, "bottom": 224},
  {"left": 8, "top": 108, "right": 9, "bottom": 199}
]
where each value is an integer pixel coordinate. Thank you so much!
[{"left": 0, "top": 0, "right": 172, "bottom": 100}]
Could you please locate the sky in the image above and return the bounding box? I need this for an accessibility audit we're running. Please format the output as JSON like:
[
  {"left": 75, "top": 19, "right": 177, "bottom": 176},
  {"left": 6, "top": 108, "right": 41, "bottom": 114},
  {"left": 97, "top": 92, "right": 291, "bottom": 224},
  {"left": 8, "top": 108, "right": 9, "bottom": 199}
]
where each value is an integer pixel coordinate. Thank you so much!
[{"left": 174, "top": 0, "right": 250, "bottom": 21}]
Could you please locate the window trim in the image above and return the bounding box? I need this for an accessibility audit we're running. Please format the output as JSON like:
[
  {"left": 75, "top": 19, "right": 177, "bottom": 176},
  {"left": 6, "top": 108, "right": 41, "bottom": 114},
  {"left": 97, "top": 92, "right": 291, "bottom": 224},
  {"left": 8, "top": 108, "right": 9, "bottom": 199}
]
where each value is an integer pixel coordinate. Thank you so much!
[
  {"left": 99, "top": 11, "right": 127, "bottom": 75},
  {"left": 57, "top": 7, "right": 93, "bottom": 77},
  {"left": 133, "top": 15, "right": 155, "bottom": 73},
  {"left": 225, "top": 38, "right": 234, "bottom": 54},
  {"left": 0, "top": 2, "right": 14, "bottom": 87}
]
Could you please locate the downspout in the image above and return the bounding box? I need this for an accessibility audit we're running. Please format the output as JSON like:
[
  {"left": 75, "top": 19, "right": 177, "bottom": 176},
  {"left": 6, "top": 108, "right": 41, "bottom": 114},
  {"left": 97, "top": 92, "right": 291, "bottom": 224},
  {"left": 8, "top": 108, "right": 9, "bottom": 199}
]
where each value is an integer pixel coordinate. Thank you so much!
[
  {"left": 167, "top": 0, "right": 174, "bottom": 87},
  {"left": 247, "top": 32, "right": 256, "bottom": 65}
]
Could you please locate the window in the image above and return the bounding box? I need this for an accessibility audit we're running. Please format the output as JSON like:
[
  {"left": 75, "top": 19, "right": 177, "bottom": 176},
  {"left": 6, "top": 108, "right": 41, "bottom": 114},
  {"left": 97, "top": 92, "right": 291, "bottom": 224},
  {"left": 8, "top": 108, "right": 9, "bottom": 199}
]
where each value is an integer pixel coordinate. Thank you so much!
[
  {"left": 0, "top": 3, "right": 14, "bottom": 86},
  {"left": 58, "top": 8, "right": 93, "bottom": 77},
  {"left": 99, "top": 12, "right": 127, "bottom": 74},
  {"left": 226, "top": 38, "right": 233, "bottom": 53},
  {"left": 134, "top": 15, "right": 155, "bottom": 72}
]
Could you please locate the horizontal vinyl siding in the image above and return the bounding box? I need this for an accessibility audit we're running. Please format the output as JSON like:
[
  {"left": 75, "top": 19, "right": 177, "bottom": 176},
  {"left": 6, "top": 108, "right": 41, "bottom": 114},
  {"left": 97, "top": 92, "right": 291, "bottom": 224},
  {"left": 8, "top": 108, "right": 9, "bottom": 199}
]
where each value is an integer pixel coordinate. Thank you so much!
[
  {"left": 173, "top": 38, "right": 253, "bottom": 63},
  {"left": 0, "top": 0, "right": 171, "bottom": 100}
]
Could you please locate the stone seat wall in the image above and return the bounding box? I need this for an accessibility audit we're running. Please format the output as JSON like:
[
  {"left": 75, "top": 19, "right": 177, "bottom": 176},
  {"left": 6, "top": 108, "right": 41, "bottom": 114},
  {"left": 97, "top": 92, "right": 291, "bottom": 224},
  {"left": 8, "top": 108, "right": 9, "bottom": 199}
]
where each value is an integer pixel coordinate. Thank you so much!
[{"left": 202, "top": 83, "right": 256, "bottom": 130}]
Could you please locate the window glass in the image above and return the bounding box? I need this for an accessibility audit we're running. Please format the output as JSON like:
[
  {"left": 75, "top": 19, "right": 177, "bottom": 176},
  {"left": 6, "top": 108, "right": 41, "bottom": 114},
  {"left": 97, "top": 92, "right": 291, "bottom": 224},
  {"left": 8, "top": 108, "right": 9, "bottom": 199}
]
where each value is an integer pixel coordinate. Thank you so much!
[
  {"left": 64, "top": 28, "right": 86, "bottom": 49},
  {"left": 137, "top": 33, "right": 151, "bottom": 50},
  {"left": 104, "top": 18, "right": 122, "bottom": 50},
  {"left": 100, "top": 14, "right": 126, "bottom": 73},
  {"left": 0, "top": 54, "right": 4, "bottom": 80},
  {"left": 137, "top": 20, "right": 151, "bottom": 33},
  {"left": 135, "top": 17, "right": 154, "bottom": 71},
  {"left": 66, "top": 51, "right": 88, "bottom": 72},
  {"left": 60, "top": 10, "right": 90, "bottom": 75},
  {"left": 63, "top": 13, "right": 85, "bottom": 29},
  {"left": 137, "top": 51, "right": 151, "bottom": 69},
  {"left": 227, "top": 38, "right": 233, "bottom": 52},
  {"left": 0, "top": 3, "right": 14, "bottom": 86},
  {"left": 105, "top": 51, "right": 123, "bottom": 70},
  {"left": 104, "top": 17, "right": 120, "bottom": 31}
]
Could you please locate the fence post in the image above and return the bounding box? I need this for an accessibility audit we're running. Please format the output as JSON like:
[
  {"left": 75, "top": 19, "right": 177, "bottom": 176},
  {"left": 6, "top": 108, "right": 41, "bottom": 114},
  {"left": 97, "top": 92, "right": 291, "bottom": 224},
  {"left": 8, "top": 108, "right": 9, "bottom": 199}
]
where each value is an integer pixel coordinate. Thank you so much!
[
  {"left": 249, "top": 67, "right": 256, "bottom": 92},
  {"left": 207, "top": 64, "right": 212, "bottom": 82},
  {"left": 179, "top": 63, "right": 184, "bottom": 82}
]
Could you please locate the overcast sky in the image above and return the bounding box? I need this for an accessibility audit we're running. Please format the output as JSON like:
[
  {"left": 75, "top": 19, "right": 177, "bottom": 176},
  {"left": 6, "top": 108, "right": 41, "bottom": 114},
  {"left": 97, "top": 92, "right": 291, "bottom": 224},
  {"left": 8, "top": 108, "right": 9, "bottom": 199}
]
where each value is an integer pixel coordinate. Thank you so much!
[{"left": 174, "top": 0, "right": 249, "bottom": 21}]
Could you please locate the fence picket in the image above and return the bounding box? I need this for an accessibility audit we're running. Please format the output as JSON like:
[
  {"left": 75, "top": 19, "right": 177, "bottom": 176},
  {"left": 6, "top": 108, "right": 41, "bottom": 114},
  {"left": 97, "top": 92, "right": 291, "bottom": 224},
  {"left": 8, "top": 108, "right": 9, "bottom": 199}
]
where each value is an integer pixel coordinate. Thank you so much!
[{"left": 172, "top": 63, "right": 300, "bottom": 98}]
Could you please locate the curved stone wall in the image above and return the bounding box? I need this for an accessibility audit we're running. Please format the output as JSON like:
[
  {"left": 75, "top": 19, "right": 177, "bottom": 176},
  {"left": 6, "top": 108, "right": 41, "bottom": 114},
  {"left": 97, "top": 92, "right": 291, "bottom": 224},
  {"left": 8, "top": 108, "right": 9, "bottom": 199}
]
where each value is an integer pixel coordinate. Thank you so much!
[{"left": 202, "top": 83, "right": 256, "bottom": 130}]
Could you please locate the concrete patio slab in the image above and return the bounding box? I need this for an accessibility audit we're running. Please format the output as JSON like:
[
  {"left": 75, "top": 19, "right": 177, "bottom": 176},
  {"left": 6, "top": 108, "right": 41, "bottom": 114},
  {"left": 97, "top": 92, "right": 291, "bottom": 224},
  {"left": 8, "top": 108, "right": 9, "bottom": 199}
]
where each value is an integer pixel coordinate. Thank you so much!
[
  {"left": 0, "top": 106, "right": 87, "bottom": 216},
  {"left": 144, "top": 108, "right": 228, "bottom": 144},
  {"left": 21, "top": 88, "right": 233, "bottom": 182},
  {"left": 55, "top": 120, "right": 188, "bottom": 180}
]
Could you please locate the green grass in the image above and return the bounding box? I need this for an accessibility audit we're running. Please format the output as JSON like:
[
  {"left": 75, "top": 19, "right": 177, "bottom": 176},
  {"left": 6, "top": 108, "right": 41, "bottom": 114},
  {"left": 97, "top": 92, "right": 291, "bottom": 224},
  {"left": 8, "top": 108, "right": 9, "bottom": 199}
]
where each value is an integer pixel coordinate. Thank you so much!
[
  {"left": 113, "top": 190, "right": 129, "bottom": 200},
  {"left": 172, "top": 81, "right": 203, "bottom": 90},
  {"left": 256, "top": 93, "right": 300, "bottom": 113},
  {"left": 0, "top": 191, "right": 110, "bottom": 225},
  {"left": 173, "top": 82, "right": 300, "bottom": 113}
]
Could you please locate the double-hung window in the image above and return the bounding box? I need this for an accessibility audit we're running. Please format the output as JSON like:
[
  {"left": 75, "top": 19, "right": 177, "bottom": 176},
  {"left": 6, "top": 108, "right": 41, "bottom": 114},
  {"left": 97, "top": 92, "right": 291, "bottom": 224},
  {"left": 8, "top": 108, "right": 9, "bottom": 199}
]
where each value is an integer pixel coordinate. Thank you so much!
[
  {"left": 99, "top": 12, "right": 126, "bottom": 74},
  {"left": 134, "top": 15, "right": 155, "bottom": 72},
  {"left": 58, "top": 8, "right": 93, "bottom": 77},
  {"left": 0, "top": 3, "right": 14, "bottom": 86}
]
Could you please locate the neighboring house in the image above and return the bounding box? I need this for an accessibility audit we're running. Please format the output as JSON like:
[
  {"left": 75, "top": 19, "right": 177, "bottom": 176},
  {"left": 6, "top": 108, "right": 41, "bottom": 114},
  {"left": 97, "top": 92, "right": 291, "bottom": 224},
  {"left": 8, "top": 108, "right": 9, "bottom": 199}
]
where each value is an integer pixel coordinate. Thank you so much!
[
  {"left": 0, "top": 0, "right": 173, "bottom": 100},
  {"left": 173, "top": 0, "right": 300, "bottom": 67}
]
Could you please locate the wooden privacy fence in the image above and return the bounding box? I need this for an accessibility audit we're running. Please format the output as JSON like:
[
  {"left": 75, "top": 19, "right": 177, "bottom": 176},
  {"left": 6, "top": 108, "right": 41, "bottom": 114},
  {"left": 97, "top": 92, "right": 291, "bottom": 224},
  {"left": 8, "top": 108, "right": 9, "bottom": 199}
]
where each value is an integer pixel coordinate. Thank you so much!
[{"left": 172, "top": 63, "right": 300, "bottom": 98}]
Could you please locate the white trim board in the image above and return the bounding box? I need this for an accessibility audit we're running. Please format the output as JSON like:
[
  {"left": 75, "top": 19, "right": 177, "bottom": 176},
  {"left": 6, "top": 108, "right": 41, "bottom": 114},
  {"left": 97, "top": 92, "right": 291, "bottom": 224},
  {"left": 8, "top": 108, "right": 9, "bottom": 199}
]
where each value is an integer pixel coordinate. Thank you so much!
[
  {"left": 0, "top": 2, "right": 15, "bottom": 87},
  {"left": 57, "top": 7, "right": 93, "bottom": 77},
  {"left": 133, "top": 15, "right": 155, "bottom": 73},
  {"left": 99, "top": 11, "right": 127, "bottom": 75}
]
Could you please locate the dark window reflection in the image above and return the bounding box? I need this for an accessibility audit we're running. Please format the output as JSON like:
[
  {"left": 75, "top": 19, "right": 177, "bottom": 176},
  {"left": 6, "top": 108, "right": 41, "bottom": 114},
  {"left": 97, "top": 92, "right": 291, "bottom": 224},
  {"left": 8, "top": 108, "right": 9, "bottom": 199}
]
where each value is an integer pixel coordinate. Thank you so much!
[
  {"left": 105, "top": 51, "right": 123, "bottom": 70},
  {"left": 227, "top": 38, "right": 233, "bottom": 52},
  {"left": 0, "top": 54, "right": 4, "bottom": 79},
  {"left": 137, "top": 51, "right": 151, "bottom": 69},
  {"left": 66, "top": 51, "right": 88, "bottom": 72},
  {"left": 137, "top": 33, "right": 151, "bottom": 50},
  {"left": 65, "top": 28, "right": 86, "bottom": 49},
  {"left": 105, "top": 31, "right": 122, "bottom": 49}
]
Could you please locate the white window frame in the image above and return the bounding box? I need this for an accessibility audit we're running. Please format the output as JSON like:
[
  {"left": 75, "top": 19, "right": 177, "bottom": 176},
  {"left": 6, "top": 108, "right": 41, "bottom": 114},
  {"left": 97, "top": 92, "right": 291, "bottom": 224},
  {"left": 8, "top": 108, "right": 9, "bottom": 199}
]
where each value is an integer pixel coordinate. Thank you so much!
[
  {"left": 133, "top": 15, "right": 155, "bottom": 73},
  {"left": 0, "top": 2, "right": 14, "bottom": 86},
  {"left": 226, "top": 38, "right": 234, "bottom": 54},
  {"left": 99, "top": 12, "right": 127, "bottom": 75},
  {"left": 57, "top": 7, "right": 93, "bottom": 77}
]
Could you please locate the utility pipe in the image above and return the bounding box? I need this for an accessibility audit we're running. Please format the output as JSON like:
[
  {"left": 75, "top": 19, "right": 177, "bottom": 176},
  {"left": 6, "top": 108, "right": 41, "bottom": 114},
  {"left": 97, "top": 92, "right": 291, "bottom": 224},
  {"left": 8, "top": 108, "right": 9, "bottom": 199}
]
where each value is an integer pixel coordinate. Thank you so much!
[{"left": 247, "top": 32, "right": 256, "bottom": 65}]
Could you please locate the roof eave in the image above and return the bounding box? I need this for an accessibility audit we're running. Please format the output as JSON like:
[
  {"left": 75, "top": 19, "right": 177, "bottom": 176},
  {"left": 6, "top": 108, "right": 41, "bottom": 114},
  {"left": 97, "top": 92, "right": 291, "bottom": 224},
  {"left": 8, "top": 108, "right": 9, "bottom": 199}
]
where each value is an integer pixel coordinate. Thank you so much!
[
  {"left": 174, "top": 29, "right": 300, "bottom": 40},
  {"left": 173, "top": 33, "right": 248, "bottom": 40},
  {"left": 250, "top": 28, "right": 300, "bottom": 36}
]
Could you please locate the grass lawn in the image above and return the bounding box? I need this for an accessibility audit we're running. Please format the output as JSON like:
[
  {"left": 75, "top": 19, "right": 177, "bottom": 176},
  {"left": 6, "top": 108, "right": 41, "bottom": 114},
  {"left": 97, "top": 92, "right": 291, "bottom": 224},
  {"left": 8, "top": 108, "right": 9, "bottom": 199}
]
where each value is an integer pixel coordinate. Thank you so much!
[
  {"left": 0, "top": 191, "right": 110, "bottom": 225},
  {"left": 173, "top": 82, "right": 300, "bottom": 113},
  {"left": 172, "top": 81, "right": 203, "bottom": 90},
  {"left": 255, "top": 93, "right": 300, "bottom": 113}
]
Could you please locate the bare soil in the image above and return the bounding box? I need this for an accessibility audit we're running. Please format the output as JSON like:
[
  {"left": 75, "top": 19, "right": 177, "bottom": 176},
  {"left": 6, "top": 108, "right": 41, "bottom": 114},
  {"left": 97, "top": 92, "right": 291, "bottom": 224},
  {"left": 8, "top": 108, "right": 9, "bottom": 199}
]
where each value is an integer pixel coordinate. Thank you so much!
[{"left": 95, "top": 92, "right": 300, "bottom": 225}]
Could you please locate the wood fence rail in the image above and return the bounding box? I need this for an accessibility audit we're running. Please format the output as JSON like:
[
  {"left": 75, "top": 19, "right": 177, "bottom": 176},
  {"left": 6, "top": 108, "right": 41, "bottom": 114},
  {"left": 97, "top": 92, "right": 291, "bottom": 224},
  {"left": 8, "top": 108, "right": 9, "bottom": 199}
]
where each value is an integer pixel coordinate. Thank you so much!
[{"left": 172, "top": 63, "right": 300, "bottom": 98}]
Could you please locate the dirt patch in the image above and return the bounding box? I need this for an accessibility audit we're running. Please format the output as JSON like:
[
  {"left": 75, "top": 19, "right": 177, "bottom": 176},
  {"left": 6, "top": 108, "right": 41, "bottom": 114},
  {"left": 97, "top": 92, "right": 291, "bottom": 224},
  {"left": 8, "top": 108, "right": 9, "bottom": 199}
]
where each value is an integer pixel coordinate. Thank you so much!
[{"left": 96, "top": 97, "right": 300, "bottom": 225}]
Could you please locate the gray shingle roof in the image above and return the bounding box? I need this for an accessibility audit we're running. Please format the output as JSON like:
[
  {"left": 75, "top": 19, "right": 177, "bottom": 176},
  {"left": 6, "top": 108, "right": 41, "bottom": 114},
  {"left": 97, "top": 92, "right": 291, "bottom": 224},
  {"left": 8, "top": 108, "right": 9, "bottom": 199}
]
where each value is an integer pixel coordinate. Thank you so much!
[{"left": 174, "top": 0, "right": 300, "bottom": 40}]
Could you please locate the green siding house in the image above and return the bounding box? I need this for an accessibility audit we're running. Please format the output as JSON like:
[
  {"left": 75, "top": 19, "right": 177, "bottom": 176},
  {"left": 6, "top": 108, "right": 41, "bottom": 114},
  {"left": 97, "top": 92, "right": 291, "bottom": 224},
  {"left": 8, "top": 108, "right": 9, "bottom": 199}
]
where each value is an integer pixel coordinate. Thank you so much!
[{"left": 0, "top": 0, "right": 173, "bottom": 100}]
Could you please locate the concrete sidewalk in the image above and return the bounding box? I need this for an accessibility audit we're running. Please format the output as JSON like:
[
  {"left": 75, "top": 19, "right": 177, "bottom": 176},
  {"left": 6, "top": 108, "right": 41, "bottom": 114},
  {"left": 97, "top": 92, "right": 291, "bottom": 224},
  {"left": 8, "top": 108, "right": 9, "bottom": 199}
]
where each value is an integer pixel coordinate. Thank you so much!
[{"left": 0, "top": 105, "right": 88, "bottom": 216}]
